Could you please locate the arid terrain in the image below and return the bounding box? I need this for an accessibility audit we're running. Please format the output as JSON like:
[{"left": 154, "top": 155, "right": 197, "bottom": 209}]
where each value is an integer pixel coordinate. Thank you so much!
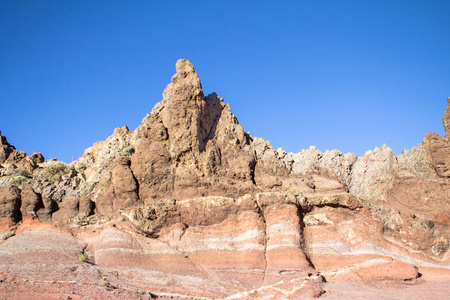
[{"left": 0, "top": 59, "right": 449, "bottom": 299}]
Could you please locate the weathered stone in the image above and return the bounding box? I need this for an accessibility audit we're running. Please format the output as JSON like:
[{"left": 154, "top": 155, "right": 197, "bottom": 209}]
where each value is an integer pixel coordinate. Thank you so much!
[
  {"left": 29, "top": 152, "right": 45, "bottom": 164},
  {"left": 51, "top": 198, "right": 79, "bottom": 224},
  {"left": 262, "top": 203, "right": 315, "bottom": 285},
  {"left": 0, "top": 131, "right": 16, "bottom": 164},
  {"left": 0, "top": 185, "right": 21, "bottom": 228},
  {"left": 4, "top": 150, "right": 26, "bottom": 164},
  {"left": 397, "top": 142, "right": 437, "bottom": 178},
  {"left": 348, "top": 145, "right": 397, "bottom": 201},
  {"left": 422, "top": 132, "right": 450, "bottom": 177},
  {"left": 20, "top": 185, "right": 43, "bottom": 217},
  {"left": 36, "top": 197, "right": 56, "bottom": 222},
  {"left": 127, "top": 60, "right": 259, "bottom": 202},
  {"left": 112, "top": 156, "right": 140, "bottom": 209},
  {"left": 78, "top": 197, "right": 94, "bottom": 217}
]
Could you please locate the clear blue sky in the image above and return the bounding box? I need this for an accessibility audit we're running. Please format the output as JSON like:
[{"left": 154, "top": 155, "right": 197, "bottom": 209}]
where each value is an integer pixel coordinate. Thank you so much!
[{"left": 1, "top": 1, "right": 449, "bottom": 163}]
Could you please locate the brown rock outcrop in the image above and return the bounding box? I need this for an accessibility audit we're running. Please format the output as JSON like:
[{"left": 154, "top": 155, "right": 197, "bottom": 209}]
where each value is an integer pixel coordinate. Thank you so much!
[
  {"left": 111, "top": 155, "right": 140, "bottom": 209},
  {"left": 19, "top": 185, "right": 43, "bottom": 217},
  {"left": 422, "top": 132, "right": 450, "bottom": 177},
  {"left": 0, "top": 186, "right": 21, "bottom": 231},
  {"left": 36, "top": 196, "right": 55, "bottom": 222},
  {"left": 0, "top": 131, "right": 15, "bottom": 164},
  {"left": 51, "top": 198, "right": 80, "bottom": 224},
  {"left": 78, "top": 197, "right": 94, "bottom": 217},
  {"left": 129, "top": 59, "right": 258, "bottom": 202}
]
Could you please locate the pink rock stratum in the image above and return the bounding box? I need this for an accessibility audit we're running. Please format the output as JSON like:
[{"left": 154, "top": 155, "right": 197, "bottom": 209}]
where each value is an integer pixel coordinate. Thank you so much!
[{"left": 0, "top": 59, "right": 449, "bottom": 299}]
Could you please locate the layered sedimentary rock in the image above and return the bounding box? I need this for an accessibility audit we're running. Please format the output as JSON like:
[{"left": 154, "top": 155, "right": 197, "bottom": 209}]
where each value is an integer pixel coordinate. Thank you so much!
[{"left": 0, "top": 60, "right": 449, "bottom": 299}]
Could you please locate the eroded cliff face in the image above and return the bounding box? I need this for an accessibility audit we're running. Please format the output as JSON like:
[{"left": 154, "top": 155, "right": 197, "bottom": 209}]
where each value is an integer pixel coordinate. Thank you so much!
[{"left": 0, "top": 60, "right": 449, "bottom": 299}]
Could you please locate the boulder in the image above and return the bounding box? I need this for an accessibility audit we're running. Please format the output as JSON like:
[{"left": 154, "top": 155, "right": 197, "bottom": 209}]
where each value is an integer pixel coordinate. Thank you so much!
[
  {"left": 0, "top": 186, "right": 21, "bottom": 230},
  {"left": 112, "top": 156, "right": 140, "bottom": 209},
  {"left": 20, "top": 185, "right": 43, "bottom": 217},
  {"left": 4, "top": 150, "right": 26, "bottom": 164},
  {"left": 78, "top": 197, "right": 94, "bottom": 217},
  {"left": 29, "top": 152, "right": 45, "bottom": 164},
  {"left": 51, "top": 198, "right": 79, "bottom": 224}
]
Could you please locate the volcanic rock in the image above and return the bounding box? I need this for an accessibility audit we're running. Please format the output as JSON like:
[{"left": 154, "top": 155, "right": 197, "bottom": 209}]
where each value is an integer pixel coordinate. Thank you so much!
[
  {"left": 78, "top": 197, "right": 94, "bottom": 217},
  {"left": 0, "top": 131, "right": 15, "bottom": 164},
  {"left": 349, "top": 144, "right": 397, "bottom": 201},
  {"left": 129, "top": 60, "right": 257, "bottom": 201},
  {"left": 0, "top": 186, "right": 21, "bottom": 231},
  {"left": 19, "top": 185, "right": 43, "bottom": 217},
  {"left": 0, "top": 60, "right": 449, "bottom": 299},
  {"left": 111, "top": 155, "right": 140, "bottom": 209},
  {"left": 422, "top": 132, "right": 450, "bottom": 177}
]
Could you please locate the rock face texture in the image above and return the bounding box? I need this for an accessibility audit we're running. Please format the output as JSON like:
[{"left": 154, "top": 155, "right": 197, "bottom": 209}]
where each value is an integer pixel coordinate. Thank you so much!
[
  {"left": 0, "top": 132, "right": 15, "bottom": 164},
  {"left": 0, "top": 60, "right": 449, "bottom": 299},
  {"left": 130, "top": 59, "right": 258, "bottom": 201}
]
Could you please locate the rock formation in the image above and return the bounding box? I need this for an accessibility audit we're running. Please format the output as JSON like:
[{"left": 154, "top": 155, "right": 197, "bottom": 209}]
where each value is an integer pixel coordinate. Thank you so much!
[
  {"left": 0, "top": 131, "right": 15, "bottom": 164},
  {"left": 0, "top": 60, "right": 449, "bottom": 299}
]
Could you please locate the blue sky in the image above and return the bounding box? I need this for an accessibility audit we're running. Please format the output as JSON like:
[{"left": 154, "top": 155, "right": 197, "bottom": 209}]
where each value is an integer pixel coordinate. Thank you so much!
[{"left": 1, "top": 1, "right": 449, "bottom": 163}]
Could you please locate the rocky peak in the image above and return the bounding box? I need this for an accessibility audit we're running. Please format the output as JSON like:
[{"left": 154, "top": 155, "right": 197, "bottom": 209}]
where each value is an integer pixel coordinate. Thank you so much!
[
  {"left": 0, "top": 131, "right": 44, "bottom": 169},
  {"left": 129, "top": 59, "right": 257, "bottom": 201},
  {"left": 0, "top": 131, "right": 16, "bottom": 164},
  {"left": 158, "top": 59, "right": 225, "bottom": 156},
  {"left": 161, "top": 59, "right": 203, "bottom": 106},
  {"left": 0, "top": 131, "right": 8, "bottom": 146}
]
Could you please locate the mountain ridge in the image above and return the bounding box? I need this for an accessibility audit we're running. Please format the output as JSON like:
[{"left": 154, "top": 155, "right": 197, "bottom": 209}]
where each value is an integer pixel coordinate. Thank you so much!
[{"left": 0, "top": 59, "right": 449, "bottom": 299}]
